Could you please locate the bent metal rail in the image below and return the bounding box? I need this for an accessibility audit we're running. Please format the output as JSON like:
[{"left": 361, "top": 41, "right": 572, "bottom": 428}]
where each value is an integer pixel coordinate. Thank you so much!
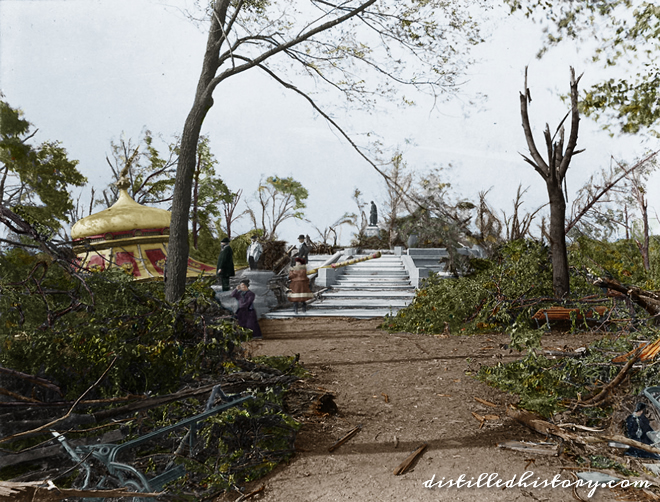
[{"left": 54, "top": 391, "right": 253, "bottom": 500}]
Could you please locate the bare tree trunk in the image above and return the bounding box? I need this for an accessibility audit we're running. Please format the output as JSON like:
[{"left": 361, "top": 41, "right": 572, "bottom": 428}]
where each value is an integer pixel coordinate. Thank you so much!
[
  {"left": 637, "top": 199, "right": 650, "bottom": 270},
  {"left": 547, "top": 183, "right": 569, "bottom": 298},
  {"left": 167, "top": 106, "right": 211, "bottom": 302},
  {"left": 519, "top": 67, "right": 582, "bottom": 299},
  {"left": 192, "top": 152, "right": 201, "bottom": 250}
]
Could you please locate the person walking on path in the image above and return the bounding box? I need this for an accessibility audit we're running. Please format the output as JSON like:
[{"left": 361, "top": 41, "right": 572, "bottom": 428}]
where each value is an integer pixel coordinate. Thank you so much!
[
  {"left": 246, "top": 234, "right": 263, "bottom": 270},
  {"left": 216, "top": 237, "right": 235, "bottom": 291},
  {"left": 288, "top": 257, "right": 313, "bottom": 314},
  {"left": 231, "top": 279, "right": 263, "bottom": 339}
]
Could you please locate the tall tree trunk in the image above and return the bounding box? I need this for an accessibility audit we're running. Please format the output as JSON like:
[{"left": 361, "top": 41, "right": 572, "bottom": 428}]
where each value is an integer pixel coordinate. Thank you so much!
[
  {"left": 519, "top": 67, "right": 582, "bottom": 300},
  {"left": 547, "top": 182, "right": 569, "bottom": 298},
  {"left": 166, "top": 106, "right": 209, "bottom": 302},
  {"left": 192, "top": 152, "right": 201, "bottom": 250},
  {"left": 165, "top": 1, "right": 228, "bottom": 303}
]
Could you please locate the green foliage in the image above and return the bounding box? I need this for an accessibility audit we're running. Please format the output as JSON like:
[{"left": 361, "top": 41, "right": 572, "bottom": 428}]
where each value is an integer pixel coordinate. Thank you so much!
[
  {"left": 0, "top": 249, "right": 250, "bottom": 399},
  {"left": 576, "top": 455, "right": 638, "bottom": 477},
  {"left": 189, "top": 135, "right": 233, "bottom": 250},
  {"left": 192, "top": 391, "right": 300, "bottom": 492},
  {"left": 569, "top": 235, "right": 660, "bottom": 290},
  {"left": 188, "top": 224, "right": 224, "bottom": 265},
  {"left": 479, "top": 329, "right": 659, "bottom": 418},
  {"left": 189, "top": 230, "right": 255, "bottom": 269},
  {"left": 250, "top": 176, "right": 309, "bottom": 240},
  {"left": 265, "top": 176, "right": 308, "bottom": 213},
  {"left": 506, "top": 0, "right": 660, "bottom": 134},
  {"left": 0, "top": 99, "right": 86, "bottom": 231},
  {"left": 384, "top": 240, "right": 555, "bottom": 336}
]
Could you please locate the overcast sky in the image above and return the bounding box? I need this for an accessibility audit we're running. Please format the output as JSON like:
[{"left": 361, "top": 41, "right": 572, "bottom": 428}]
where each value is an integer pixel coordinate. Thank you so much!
[{"left": 0, "top": 0, "right": 656, "bottom": 245}]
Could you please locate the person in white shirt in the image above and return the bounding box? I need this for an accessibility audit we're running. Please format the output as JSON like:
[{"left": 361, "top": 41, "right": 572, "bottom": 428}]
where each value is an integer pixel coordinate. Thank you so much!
[{"left": 246, "top": 234, "right": 263, "bottom": 270}]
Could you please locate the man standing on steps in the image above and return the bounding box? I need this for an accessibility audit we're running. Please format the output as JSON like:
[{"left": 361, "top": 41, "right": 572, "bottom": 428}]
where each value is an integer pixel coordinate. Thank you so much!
[
  {"left": 216, "top": 237, "right": 235, "bottom": 291},
  {"left": 293, "top": 234, "right": 309, "bottom": 266},
  {"left": 246, "top": 234, "right": 262, "bottom": 270}
]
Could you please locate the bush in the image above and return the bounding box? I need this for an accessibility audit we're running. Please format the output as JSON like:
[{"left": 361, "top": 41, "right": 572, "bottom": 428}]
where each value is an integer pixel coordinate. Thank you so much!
[
  {"left": 384, "top": 240, "right": 555, "bottom": 337},
  {"left": 569, "top": 235, "right": 660, "bottom": 290},
  {"left": 478, "top": 328, "right": 660, "bottom": 418},
  {"left": 0, "top": 249, "right": 250, "bottom": 399}
]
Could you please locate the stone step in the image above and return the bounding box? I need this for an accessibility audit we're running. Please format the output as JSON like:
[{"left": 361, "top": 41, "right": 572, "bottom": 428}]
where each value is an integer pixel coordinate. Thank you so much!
[
  {"left": 343, "top": 269, "right": 407, "bottom": 275},
  {"left": 313, "top": 298, "right": 411, "bottom": 308},
  {"left": 335, "top": 277, "right": 411, "bottom": 284},
  {"left": 322, "top": 290, "right": 415, "bottom": 299},
  {"left": 344, "top": 264, "right": 406, "bottom": 269},
  {"left": 331, "top": 284, "right": 412, "bottom": 290},
  {"left": 262, "top": 307, "right": 401, "bottom": 319}
]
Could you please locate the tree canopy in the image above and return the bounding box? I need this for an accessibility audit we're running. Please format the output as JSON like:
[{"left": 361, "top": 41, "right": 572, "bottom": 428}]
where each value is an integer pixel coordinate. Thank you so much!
[
  {"left": 0, "top": 98, "right": 86, "bottom": 234},
  {"left": 506, "top": 0, "right": 660, "bottom": 134},
  {"left": 248, "top": 176, "right": 308, "bottom": 240},
  {"left": 165, "top": 0, "right": 485, "bottom": 302}
]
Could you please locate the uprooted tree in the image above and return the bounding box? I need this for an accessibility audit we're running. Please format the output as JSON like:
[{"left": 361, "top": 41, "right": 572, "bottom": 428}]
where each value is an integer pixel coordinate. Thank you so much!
[
  {"left": 164, "top": 0, "right": 484, "bottom": 302},
  {"left": 520, "top": 67, "right": 583, "bottom": 299}
]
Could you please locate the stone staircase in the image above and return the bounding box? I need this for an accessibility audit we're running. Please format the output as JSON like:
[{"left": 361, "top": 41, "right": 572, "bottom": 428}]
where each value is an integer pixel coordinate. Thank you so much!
[{"left": 263, "top": 253, "right": 416, "bottom": 319}]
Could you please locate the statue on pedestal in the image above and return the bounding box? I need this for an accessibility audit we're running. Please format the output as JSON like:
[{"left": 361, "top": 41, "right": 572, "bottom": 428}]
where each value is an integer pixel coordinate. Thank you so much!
[{"left": 369, "top": 201, "right": 378, "bottom": 226}]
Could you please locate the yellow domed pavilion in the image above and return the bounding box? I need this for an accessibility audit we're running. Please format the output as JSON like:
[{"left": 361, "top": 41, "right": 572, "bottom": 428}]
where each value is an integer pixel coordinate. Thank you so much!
[{"left": 72, "top": 176, "right": 215, "bottom": 280}]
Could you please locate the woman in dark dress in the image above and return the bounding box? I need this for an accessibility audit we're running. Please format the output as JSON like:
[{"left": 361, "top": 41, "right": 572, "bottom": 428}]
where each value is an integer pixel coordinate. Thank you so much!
[{"left": 231, "top": 279, "right": 263, "bottom": 339}]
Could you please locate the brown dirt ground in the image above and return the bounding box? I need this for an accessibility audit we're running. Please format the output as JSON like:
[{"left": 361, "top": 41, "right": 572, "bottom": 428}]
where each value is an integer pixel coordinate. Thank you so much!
[{"left": 221, "top": 317, "right": 654, "bottom": 502}]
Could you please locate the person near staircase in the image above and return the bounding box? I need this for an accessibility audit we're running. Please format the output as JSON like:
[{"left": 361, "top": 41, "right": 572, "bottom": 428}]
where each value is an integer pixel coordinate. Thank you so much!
[
  {"left": 231, "top": 279, "right": 263, "bottom": 339},
  {"left": 288, "top": 257, "right": 313, "bottom": 314}
]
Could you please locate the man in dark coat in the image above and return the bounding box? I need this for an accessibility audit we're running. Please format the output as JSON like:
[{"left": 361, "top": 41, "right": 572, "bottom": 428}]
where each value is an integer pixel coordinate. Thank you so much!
[
  {"left": 296, "top": 234, "right": 309, "bottom": 264},
  {"left": 216, "top": 237, "right": 235, "bottom": 291},
  {"left": 625, "top": 402, "right": 660, "bottom": 459},
  {"left": 230, "top": 279, "right": 262, "bottom": 339}
]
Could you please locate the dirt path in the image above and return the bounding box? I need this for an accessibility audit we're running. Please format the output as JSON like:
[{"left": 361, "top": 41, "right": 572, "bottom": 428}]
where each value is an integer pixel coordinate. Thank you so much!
[{"left": 230, "top": 317, "right": 629, "bottom": 502}]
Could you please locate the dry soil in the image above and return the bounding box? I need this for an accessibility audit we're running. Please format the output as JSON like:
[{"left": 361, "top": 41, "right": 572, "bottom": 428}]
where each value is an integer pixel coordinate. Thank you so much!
[{"left": 220, "top": 317, "right": 648, "bottom": 502}]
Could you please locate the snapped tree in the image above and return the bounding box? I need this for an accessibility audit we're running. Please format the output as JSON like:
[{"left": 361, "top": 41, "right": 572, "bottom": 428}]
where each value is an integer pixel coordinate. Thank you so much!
[
  {"left": 507, "top": 0, "right": 660, "bottom": 135},
  {"left": 164, "top": 0, "right": 483, "bottom": 302},
  {"left": 519, "top": 67, "right": 583, "bottom": 298}
]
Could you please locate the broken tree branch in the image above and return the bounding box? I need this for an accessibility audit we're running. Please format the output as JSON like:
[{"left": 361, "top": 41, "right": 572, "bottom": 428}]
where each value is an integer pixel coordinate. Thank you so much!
[
  {"left": 393, "top": 443, "right": 428, "bottom": 475},
  {"left": 328, "top": 424, "right": 362, "bottom": 452}
]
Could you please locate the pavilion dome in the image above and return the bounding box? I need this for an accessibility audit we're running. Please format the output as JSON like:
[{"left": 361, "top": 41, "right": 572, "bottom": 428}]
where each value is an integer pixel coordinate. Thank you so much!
[{"left": 71, "top": 189, "right": 171, "bottom": 240}]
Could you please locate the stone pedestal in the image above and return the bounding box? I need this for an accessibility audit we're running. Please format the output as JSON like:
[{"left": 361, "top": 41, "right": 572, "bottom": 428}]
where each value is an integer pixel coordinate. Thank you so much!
[
  {"left": 213, "top": 270, "right": 278, "bottom": 319},
  {"left": 365, "top": 225, "right": 379, "bottom": 238}
]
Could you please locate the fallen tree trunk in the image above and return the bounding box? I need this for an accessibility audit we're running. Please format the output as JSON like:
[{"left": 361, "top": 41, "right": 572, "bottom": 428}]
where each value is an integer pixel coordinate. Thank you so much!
[{"left": 594, "top": 277, "right": 660, "bottom": 324}]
